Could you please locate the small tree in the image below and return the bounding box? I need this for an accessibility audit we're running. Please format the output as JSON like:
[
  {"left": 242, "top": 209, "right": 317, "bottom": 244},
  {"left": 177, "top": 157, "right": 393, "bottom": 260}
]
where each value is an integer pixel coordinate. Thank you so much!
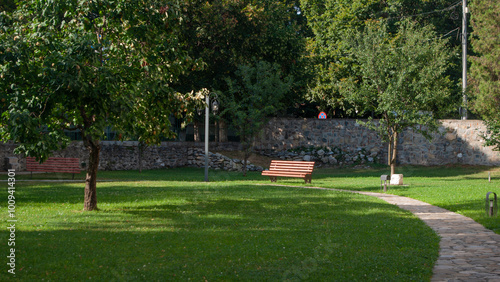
[
  {"left": 301, "top": 0, "right": 462, "bottom": 117},
  {"left": 469, "top": 0, "right": 500, "bottom": 150},
  {"left": 0, "top": 1, "right": 199, "bottom": 210},
  {"left": 223, "top": 60, "right": 292, "bottom": 176},
  {"left": 340, "top": 20, "right": 457, "bottom": 175}
]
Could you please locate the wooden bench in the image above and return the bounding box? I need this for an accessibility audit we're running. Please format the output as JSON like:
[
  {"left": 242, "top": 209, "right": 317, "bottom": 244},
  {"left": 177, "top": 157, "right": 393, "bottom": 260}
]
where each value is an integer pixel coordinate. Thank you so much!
[
  {"left": 261, "top": 160, "right": 315, "bottom": 183},
  {"left": 26, "top": 157, "right": 81, "bottom": 179}
]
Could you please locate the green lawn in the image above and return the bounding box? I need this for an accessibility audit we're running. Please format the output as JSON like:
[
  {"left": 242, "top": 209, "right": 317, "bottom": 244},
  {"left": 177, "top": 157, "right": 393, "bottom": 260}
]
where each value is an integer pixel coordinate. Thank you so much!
[
  {"left": 1, "top": 168, "right": 440, "bottom": 281},
  {"left": 310, "top": 165, "right": 500, "bottom": 234}
]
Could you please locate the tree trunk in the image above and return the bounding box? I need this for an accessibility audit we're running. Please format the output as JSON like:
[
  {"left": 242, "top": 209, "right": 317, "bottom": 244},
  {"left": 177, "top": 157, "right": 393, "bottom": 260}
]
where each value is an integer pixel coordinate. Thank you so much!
[
  {"left": 193, "top": 122, "right": 200, "bottom": 142},
  {"left": 388, "top": 141, "right": 392, "bottom": 168},
  {"left": 215, "top": 120, "right": 219, "bottom": 143},
  {"left": 84, "top": 138, "right": 100, "bottom": 211},
  {"left": 241, "top": 131, "right": 249, "bottom": 177},
  {"left": 243, "top": 145, "right": 249, "bottom": 177},
  {"left": 390, "top": 131, "right": 398, "bottom": 176},
  {"left": 219, "top": 120, "right": 228, "bottom": 142},
  {"left": 386, "top": 128, "right": 398, "bottom": 176},
  {"left": 138, "top": 141, "right": 144, "bottom": 173}
]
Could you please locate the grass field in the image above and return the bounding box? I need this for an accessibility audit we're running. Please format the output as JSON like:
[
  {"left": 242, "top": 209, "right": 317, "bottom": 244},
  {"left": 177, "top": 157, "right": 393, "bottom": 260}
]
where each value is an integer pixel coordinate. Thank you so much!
[
  {"left": 310, "top": 165, "right": 500, "bottom": 234},
  {"left": 0, "top": 167, "right": 444, "bottom": 281}
]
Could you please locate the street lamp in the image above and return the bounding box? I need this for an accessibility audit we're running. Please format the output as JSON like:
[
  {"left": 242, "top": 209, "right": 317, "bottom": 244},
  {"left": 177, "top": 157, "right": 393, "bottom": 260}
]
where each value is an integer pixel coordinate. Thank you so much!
[{"left": 204, "top": 92, "right": 219, "bottom": 182}]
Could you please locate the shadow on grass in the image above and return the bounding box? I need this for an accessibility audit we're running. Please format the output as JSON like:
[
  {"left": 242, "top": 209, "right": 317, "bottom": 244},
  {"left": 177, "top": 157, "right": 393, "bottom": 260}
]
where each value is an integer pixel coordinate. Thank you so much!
[
  {"left": 3, "top": 184, "right": 438, "bottom": 281},
  {"left": 6, "top": 165, "right": 498, "bottom": 186},
  {"left": 7, "top": 167, "right": 265, "bottom": 182},
  {"left": 313, "top": 165, "right": 497, "bottom": 179}
]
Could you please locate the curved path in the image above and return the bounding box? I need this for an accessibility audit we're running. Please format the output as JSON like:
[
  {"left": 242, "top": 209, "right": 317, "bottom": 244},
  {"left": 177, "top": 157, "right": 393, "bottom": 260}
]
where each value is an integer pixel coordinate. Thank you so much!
[{"left": 268, "top": 184, "right": 500, "bottom": 281}]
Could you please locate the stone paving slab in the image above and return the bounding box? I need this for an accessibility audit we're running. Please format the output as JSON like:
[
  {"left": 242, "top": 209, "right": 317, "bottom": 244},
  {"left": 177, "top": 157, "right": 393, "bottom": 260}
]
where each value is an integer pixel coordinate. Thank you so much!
[{"left": 262, "top": 184, "right": 500, "bottom": 281}]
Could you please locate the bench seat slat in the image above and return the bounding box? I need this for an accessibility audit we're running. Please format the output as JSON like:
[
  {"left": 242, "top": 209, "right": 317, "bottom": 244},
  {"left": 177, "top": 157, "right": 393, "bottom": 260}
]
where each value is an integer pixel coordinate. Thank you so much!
[
  {"left": 266, "top": 174, "right": 307, "bottom": 178},
  {"left": 271, "top": 160, "right": 315, "bottom": 164},
  {"left": 270, "top": 164, "right": 314, "bottom": 167},
  {"left": 269, "top": 162, "right": 314, "bottom": 165},
  {"left": 268, "top": 171, "right": 312, "bottom": 175},
  {"left": 262, "top": 173, "right": 307, "bottom": 177},
  {"left": 267, "top": 166, "right": 313, "bottom": 170},
  {"left": 269, "top": 168, "right": 313, "bottom": 172},
  {"left": 267, "top": 168, "right": 313, "bottom": 173},
  {"left": 262, "top": 171, "right": 308, "bottom": 176}
]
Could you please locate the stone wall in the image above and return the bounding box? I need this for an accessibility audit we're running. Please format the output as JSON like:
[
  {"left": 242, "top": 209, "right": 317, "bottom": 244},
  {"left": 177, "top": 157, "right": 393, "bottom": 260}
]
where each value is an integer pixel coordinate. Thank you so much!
[
  {"left": 1, "top": 141, "right": 241, "bottom": 171},
  {"left": 187, "top": 148, "right": 263, "bottom": 171},
  {"left": 258, "top": 146, "right": 380, "bottom": 168},
  {"left": 255, "top": 118, "right": 500, "bottom": 166},
  {"left": 3, "top": 119, "right": 500, "bottom": 171}
]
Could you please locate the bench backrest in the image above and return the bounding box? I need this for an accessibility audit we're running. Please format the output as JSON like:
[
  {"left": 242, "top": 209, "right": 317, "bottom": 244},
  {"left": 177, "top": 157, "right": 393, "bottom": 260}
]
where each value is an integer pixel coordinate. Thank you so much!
[
  {"left": 268, "top": 160, "right": 315, "bottom": 174},
  {"left": 26, "top": 157, "right": 81, "bottom": 173}
]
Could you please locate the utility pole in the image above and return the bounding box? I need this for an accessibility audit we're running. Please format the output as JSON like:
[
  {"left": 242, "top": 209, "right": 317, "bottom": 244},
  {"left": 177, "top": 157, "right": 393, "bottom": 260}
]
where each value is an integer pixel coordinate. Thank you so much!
[{"left": 461, "top": 0, "right": 468, "bottom": 120}]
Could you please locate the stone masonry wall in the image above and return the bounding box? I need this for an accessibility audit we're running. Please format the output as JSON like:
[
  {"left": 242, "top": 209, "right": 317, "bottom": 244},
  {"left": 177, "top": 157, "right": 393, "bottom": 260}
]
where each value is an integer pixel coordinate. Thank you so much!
[
  {"left": 255, "top": 118, "right": 500, "bottom": 166},
  {"left": 187, "top": 148, "right": 263, "bottom": 171},
  {"left": 2, "top": 141, "right": 241, "bottom": 171},
  {"left": 2, "top": 119, "right": 500, "bottom": 171}
]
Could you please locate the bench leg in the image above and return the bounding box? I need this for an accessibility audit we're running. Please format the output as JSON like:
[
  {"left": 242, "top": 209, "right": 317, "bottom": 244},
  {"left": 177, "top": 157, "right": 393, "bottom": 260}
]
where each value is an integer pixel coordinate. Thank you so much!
[
  {"left": 270, "top": 176, "right": 277, "bottom": 182},
  {"left": 304, "top": 175, "right": 312, "bottom": 184}
]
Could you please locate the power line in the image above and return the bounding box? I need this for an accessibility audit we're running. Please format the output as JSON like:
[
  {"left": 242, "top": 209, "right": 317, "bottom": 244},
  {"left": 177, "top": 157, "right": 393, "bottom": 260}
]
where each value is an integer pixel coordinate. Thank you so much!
[
  {"left": 439, "top": 27, "right": 461, "bottom": 39},
  {"left": 386, "top": 0, "right": 462, "bottom": 21}
]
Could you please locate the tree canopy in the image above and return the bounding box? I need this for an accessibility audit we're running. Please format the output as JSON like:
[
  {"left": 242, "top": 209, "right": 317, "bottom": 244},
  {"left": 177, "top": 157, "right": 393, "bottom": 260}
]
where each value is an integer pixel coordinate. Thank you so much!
[
  {"left": 339, "top": 20, "right": 456, "bottom": 174},
  {"left": 301, "top": 0, "right": 463, "bottom": 117},
  {"left": 175, "top": 0, "right": 310, "bottom": 120},
  {"left": 469, "top": 0, "right": 500, "bottom": 150},
  {"left": 0, "top": 0, "right": 200, "bottom": 210},
  {"left": 222, "top": 60, "right": 292, "bottom": 176}
]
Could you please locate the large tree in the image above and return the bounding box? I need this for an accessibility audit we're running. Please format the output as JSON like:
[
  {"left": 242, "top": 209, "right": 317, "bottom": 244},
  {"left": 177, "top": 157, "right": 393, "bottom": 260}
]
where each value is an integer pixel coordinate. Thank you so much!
[
  {"left": 339, "top": 20, "right": 456, "bottom": 175},
  {"left": 469, "top": 0, "right": 500, "bottom": 150},
  {"left": 0, "top": 0, "right": 200, "bottom": 210},
  {"left": 300, "top": 0, "right": 463, "bottom": 117},
  {"left": 177, "top": 0, "right": 306, "bottom": 91},
  {"left": 175, "top": 0, "right": 309, "bottom": 138}
]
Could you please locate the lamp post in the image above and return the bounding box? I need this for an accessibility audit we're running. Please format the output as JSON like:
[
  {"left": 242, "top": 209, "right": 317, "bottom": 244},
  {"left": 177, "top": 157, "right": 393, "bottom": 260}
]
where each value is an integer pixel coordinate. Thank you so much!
[
  {"left": 204, "top": 93, "right": 219, "bottom": 182},
  {"left": 461, "top": 0, "right": 468, "bottom": 120}
]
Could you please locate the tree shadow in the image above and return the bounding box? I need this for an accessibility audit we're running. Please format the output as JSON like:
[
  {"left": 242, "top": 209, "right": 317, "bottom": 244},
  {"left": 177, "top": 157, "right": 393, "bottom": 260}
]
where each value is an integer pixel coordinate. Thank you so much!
[{"left": 3, "top": 184, "right": 439, "bottom": 281}]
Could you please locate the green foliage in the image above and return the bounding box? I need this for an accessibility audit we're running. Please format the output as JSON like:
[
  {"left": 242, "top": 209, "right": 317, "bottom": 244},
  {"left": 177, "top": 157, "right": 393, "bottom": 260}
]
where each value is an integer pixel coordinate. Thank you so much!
[
  {"left": 345, "top": 20, "right": 455, "bottom": 131},
  {"left": 0, "top": 0, "right": 203, "bottom": 210},
  {"left": 222, "top": 60, "right": 292, "bottom": 174},
  {"left": 0, "top": 0, "right": 16, "bottom": 13},
  {"left": 469, "top": 0, "right": 500, "bottom": 150},
  {"left": 301, "top": 0, "right": 463, "bottom": 116},
  {"left": 223, "top": 60, "right": 292, "bottom": 140},
  {"left": 175, "top": 0, "right": 309, "bottom": 117},
  {"left": 0, "top": 0, "right": 198, "bottom": 160},
  {"left": 482, "top": 120, "right": 500, "bottom": 150},
  {"left": 339, "top": 20, "right": 456, "bottom": 173}
]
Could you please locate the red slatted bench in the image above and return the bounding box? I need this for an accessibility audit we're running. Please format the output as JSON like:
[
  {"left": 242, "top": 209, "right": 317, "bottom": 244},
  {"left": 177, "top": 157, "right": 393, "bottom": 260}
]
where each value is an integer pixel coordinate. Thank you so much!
[
  {"left": 261, "top": 160, "right": 315, "bottom": 183},
  {"left": 26, "top": 157, "right": 81, "bottom": 179}
]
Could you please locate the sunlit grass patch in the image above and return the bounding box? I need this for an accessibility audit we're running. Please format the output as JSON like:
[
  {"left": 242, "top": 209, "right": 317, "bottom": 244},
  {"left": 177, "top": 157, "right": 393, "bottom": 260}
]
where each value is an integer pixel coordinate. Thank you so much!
[{"left": 1, "top": 175, "right": 438, "bottom": 281}]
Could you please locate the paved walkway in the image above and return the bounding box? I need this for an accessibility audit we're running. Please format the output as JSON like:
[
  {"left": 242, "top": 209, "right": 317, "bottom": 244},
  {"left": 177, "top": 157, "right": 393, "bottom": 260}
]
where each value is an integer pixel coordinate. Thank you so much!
[
  {"left": 270, "top": 185, "right": 500, "bottom": 281},
  {"left": 359, "top": 191, "right": 500, "bottom": 282}
]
